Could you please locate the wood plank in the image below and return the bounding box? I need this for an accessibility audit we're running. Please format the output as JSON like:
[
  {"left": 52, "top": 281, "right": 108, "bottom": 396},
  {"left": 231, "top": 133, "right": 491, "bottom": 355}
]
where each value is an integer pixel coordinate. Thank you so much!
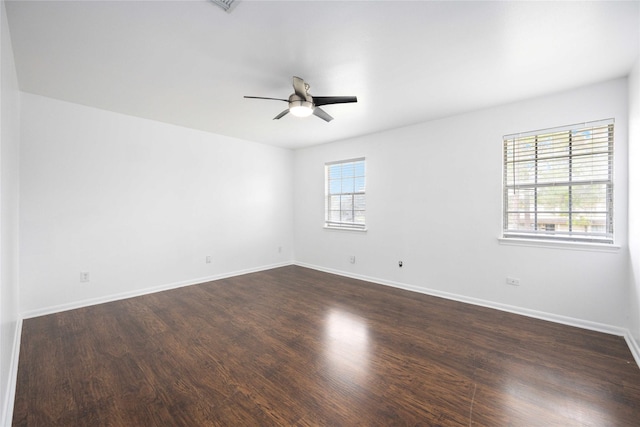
[{"left": 12, "top": 266, "right": 640, "bottom": 426}]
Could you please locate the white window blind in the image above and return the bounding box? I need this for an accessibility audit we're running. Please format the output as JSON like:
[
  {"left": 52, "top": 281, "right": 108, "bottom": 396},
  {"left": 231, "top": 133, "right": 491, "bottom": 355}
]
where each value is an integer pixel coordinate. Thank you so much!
[
  {"left": 325, "top": 158, "right": 366, "bottom": 230},
  {"left": 503, "top": 119, "right": 614, "bottom": 244}
]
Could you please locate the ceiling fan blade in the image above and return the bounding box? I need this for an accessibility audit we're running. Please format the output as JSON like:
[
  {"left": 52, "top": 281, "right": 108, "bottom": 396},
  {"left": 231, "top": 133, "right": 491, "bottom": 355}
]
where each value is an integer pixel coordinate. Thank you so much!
[
  {"left": 313, "top": 107, "right": 334, "bottom": 122},
  {"left": 273, "top": 109, "right": 290, "bottom": 120},
  {"left": 313, "top": 96, "right": 358, "bottom": 107},
  {"left": 244, "top": 96, "right": 288, "bottom": 102},
  {"left": 292, "top": 76, "right": 308, "bottom": 99}
]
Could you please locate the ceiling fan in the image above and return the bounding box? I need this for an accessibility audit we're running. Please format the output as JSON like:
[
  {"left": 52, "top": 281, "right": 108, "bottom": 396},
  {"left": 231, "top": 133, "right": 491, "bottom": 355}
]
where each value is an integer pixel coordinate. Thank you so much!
[{"left": 244, "top": 76, "right": 357, "bottom": 122}]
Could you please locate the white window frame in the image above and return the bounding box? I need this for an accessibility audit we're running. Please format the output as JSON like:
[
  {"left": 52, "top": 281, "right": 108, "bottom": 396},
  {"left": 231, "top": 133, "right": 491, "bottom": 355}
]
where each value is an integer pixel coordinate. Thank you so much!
[
  {"left": 325, "top": 158, "right": 366, "bottom": 231},
  {"left": 502, "top": 119, "right": 614, "bottom": 244}
]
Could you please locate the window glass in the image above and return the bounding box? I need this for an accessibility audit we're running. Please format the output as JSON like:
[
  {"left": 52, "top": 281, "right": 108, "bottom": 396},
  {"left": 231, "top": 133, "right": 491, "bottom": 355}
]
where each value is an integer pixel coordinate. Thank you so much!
[
  {"left": 325, "top": 158, "right": 366, "bottom": 230},
  {"left": 503, "top": 120, "right": 613, "bottom": 243}
]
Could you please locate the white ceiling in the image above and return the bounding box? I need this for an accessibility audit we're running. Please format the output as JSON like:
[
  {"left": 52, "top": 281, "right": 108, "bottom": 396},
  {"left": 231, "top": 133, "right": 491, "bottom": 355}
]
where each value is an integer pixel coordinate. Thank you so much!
[{"left": 5, "top": 0, "right": 640, "bottom": 149}]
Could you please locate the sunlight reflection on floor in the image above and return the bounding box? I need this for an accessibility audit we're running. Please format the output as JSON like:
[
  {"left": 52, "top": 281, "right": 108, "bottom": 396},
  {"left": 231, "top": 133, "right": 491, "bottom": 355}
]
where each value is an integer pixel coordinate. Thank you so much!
[
  {"left": 324, "top": 309, "right": 371, "bottom": 384},
  {"left": 501, "top": 367, "right": 615, "bottom": 425}
]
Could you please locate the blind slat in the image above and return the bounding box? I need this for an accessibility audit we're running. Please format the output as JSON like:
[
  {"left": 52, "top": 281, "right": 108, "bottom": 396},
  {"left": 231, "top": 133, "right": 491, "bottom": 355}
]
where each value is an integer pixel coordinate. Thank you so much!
[{"left": 504, "top": 118, "right": 614, "bottom": 139}]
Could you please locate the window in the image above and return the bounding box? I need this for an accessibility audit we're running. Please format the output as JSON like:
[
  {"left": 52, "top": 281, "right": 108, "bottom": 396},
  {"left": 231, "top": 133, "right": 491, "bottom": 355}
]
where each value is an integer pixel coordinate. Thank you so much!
[
  {"left": 503, "top": 119, "right": 614, "bottom": 244},
  {"left": 325, "top": 158, "right": 366, "bottom": 230}
]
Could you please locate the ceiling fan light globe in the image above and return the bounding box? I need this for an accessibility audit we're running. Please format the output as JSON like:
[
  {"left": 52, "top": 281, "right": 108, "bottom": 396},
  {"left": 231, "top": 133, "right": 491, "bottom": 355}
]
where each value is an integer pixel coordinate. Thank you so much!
[{"left": 289, "top": 100, "right": 314, "bottom": 117}]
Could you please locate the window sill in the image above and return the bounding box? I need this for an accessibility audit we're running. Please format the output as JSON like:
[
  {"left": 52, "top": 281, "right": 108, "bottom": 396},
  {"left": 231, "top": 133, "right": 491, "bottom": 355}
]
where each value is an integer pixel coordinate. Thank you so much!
[
  {"left": 324, "top": 226, "right": 368, "bottom": 233},
  {"left": 498, "top": 237, "right": 620, "bottom": 252}
]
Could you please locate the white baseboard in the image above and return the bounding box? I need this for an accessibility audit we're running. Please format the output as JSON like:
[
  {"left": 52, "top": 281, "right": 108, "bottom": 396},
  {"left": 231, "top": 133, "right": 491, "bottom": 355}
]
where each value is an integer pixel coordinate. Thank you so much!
[
  {"left": 2, "top": 318, "right": 22, "bottom": 427},
  {"left": 625, "top": 331, "right": 640, "bottom": 368},
  {"left": 21, "top": 261, "right": 294, "bottom": 319},
  {"left": 295, "top": 262, "right": 634, "bottom": 346}
]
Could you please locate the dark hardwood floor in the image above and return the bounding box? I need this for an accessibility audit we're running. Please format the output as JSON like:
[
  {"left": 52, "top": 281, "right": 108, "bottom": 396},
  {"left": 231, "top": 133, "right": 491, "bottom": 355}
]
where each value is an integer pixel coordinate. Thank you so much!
[{"left": 12, "top": 266, "right": 640, "bottom": 426}]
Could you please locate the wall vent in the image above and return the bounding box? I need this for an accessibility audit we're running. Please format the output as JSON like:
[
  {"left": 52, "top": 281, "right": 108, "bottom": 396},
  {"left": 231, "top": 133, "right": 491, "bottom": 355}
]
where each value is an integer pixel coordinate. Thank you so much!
[{"left": 210, "top": 0, "right": 238, "bottom": 13}]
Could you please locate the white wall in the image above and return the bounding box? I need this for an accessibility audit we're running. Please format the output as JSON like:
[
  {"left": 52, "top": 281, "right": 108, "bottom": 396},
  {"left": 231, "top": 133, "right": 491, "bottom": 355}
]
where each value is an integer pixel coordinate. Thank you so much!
[
  {"left": 629, "top": 57, "right": 640, "bottom": 344},
  {"left": 19, "top": 93, "right": 294, "bottom": 315},
  {"left": 294, "top": 78, "right": 629, "bottom": 329},
  {"left": 0, "top": 0, "right": 21, "bottom": 424}
]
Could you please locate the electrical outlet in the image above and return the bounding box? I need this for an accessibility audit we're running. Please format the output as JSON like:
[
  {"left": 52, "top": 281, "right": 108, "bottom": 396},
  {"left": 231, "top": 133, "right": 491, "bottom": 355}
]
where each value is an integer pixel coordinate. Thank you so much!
[
  {"left": 398, "top": 261, "right": 403, "bottom": 268},
  {"left": 349, "top": 255, "right": 356, "bottom": 264},
  {"left": 506, "top": 277, "right": 520, "bottom": 286},
  {"left": 205, "top": 256, "right": 212, "bottom": 264},
  {"left": 80, "top": 271, "right": 90, "bottom": 283}
]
